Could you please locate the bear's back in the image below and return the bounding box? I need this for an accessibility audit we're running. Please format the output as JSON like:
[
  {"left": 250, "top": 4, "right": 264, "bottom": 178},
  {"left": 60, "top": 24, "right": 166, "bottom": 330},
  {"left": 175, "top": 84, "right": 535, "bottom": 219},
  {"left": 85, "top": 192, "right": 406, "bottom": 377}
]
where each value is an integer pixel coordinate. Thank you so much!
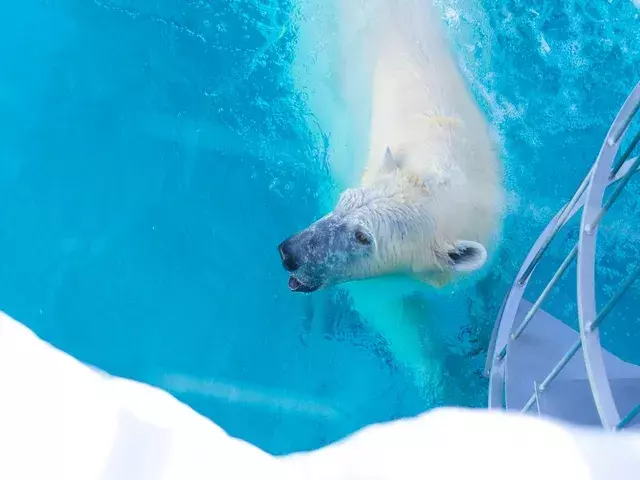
[{"left": 365, "top": 0, "right": 503, "bottom": 247}]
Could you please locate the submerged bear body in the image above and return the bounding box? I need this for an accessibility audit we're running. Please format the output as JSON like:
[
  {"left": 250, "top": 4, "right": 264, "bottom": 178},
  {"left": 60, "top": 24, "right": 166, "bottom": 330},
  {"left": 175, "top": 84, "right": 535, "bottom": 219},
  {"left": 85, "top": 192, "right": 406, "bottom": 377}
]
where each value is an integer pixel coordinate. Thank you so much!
[{"left": 279, "top": 0, "right": 504, "bottom": 397}]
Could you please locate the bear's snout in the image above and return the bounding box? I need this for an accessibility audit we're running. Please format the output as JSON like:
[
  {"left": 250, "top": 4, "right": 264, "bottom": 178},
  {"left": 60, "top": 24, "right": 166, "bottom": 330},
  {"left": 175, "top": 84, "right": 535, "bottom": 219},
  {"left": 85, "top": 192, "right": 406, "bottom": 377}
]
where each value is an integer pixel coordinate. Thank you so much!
[{"left": 278, "top": 240, "right": 299, "bottom": 272}]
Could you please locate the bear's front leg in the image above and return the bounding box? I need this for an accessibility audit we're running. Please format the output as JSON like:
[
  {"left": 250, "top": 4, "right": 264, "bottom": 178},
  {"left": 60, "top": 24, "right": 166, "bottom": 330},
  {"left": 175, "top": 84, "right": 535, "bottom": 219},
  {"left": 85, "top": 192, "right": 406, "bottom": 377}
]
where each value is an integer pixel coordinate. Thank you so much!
[{"left": 343, "top": 277, "right": 446, "bottom": 403}]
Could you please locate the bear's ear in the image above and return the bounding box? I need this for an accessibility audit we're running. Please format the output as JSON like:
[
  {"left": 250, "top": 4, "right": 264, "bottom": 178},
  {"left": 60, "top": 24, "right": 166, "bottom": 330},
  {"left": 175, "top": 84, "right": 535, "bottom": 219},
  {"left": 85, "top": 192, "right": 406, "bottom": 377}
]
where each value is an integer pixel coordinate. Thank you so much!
[
  {"left": 446, "top": 240, "right": 487, "bottom": 272},
  {"left": 380, "top": 147, "right": 399, "bottom": 173}
]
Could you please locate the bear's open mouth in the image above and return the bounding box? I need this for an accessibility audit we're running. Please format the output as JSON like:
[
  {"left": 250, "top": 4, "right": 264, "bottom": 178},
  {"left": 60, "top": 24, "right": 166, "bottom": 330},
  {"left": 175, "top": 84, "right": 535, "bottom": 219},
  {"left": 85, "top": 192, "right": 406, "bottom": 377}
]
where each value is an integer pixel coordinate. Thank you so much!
[{"left": 288, "top": 276, "right": 319, "bottom": 293}]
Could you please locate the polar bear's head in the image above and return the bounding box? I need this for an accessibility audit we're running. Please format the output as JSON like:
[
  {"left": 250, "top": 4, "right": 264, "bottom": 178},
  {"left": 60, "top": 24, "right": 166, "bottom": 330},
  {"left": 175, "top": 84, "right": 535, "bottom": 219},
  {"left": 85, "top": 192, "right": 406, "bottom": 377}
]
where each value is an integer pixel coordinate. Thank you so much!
[{"left": 278, "top": 149, "right": 488, "bottom": 293}]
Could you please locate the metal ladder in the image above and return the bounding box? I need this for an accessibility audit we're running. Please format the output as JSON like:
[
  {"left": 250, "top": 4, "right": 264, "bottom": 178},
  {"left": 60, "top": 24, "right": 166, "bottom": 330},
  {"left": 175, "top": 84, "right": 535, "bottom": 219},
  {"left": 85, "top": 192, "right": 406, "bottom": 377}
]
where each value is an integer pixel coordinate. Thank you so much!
[{"left": 485, "top": 81, "right": 640, "bottom": 430}]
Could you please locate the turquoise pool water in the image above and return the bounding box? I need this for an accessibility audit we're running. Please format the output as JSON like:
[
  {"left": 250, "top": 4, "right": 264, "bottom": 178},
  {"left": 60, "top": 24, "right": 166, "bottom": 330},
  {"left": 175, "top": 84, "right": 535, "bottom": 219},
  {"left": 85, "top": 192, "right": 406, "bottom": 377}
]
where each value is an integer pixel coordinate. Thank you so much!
[{"left": 1, "top": 0, "right": 639, "bottom": 454}]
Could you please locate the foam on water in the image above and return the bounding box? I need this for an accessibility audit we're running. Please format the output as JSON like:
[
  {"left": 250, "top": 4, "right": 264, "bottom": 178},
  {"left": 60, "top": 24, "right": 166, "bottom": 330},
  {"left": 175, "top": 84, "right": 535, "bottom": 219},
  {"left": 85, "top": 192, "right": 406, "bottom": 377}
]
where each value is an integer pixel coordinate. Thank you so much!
[{"left": 1, "top": 0, "right": 639, "bottom": 455}]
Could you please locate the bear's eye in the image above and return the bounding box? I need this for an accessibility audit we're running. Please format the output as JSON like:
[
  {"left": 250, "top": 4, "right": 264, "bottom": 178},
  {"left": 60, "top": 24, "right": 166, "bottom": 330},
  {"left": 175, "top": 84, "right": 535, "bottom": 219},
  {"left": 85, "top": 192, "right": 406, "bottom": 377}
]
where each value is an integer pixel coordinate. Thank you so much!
[{"left": 354, "top": 230, "right": 371, "bottom": 245}]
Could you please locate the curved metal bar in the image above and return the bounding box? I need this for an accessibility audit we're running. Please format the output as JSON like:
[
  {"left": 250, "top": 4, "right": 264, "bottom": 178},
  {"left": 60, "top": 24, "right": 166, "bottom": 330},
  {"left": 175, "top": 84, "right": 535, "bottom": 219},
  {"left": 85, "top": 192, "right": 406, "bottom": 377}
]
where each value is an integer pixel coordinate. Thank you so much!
[
  {"left": 507, "top": 155, "right": 638, "bottom": 347},
  {"left": 494, "top": 210, "right": 568, "bottom": 360},
  {"left": 489, "top": 173, "right": 595, "bottom": 409},
  {"left": 518, "top": 255, "right": 640, "bottom": 415},
  {"left": 577, "top": 81, "right": 640, "bottom": 430},
  {"left": 489, "top": 155, "right": 638, "bottom": 366},
  {"left": 511, "top": 244, "right": 578, "bottom": 341},
  {"left": 488, "top": 154, "right": 639, "bottom": 411},
  {"left": 588, "top": 261, "right": 640, "bottom": 333},
  {"left": 517, "top": 166, "right": 594, "bottom": 286},
  {"left": 487, "top": 205, "right": 567, "bottom": 406},
  {"left": 611, "top": 130, "right": 640, "bottom": 178}
]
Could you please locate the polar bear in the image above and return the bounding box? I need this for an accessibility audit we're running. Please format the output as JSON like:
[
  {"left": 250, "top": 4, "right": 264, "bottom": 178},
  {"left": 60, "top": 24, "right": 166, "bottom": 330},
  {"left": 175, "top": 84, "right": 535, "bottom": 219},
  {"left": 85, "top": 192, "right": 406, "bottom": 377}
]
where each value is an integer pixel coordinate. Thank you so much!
[{"left": 279, "top": 0, "right": 504, "bottom": 396}]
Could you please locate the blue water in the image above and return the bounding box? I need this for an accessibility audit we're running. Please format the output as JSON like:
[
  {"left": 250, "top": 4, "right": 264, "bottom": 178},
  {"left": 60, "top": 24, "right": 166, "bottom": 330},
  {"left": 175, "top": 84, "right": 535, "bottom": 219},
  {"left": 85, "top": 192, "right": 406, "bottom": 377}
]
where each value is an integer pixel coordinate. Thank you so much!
[{"left": 1, "top": 0, "right": 639, "bottom": 454}]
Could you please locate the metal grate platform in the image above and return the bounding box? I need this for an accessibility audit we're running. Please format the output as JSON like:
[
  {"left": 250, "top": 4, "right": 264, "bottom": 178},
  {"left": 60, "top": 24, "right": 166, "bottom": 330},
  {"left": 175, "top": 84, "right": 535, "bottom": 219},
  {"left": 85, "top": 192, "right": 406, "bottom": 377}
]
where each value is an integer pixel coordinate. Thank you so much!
[{"left": 485, "top": 81, "right": 640, "bottom": 430}]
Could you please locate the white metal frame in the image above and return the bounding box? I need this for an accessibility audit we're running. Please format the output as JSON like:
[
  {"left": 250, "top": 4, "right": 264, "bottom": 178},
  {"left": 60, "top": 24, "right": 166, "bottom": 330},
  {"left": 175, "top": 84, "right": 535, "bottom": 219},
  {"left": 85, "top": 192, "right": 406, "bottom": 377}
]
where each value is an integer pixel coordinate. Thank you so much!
[{"left": 486, "top": 81, "right": 640, "bottom": 430}]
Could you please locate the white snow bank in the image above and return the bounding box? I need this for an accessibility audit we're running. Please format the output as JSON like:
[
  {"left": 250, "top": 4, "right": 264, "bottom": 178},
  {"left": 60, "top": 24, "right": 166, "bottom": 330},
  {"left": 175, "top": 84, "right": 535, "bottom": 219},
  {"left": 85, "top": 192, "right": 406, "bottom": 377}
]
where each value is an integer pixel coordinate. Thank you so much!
[{"left": 1, "top": 310, "right": 640, "bottom": 480}]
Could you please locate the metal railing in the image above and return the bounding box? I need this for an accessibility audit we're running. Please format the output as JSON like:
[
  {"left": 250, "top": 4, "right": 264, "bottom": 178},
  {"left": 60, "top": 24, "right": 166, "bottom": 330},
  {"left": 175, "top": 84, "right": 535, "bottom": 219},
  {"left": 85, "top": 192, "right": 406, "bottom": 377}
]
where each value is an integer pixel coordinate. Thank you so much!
[{"left": 488, "top": 81, "right": 640, "bottom": 430}]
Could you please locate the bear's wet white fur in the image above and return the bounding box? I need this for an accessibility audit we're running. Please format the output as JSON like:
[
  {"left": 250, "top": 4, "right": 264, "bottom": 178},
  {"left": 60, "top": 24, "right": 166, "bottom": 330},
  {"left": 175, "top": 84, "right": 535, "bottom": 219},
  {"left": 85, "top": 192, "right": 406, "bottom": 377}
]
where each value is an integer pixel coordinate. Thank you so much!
[
  {"left": 283, "top": 0, "right": 504, "bottom": 397},
  {"left": 358, "top": 1, "right": 503, "bottom": 284}
]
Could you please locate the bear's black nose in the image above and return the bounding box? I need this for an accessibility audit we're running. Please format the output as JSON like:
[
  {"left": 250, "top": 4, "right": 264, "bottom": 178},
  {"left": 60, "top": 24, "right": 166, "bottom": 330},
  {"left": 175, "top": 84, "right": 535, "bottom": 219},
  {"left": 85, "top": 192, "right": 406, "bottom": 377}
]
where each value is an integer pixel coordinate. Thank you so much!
[{"left": 278, "top": 241, "right": 299, "bottom": 272}]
